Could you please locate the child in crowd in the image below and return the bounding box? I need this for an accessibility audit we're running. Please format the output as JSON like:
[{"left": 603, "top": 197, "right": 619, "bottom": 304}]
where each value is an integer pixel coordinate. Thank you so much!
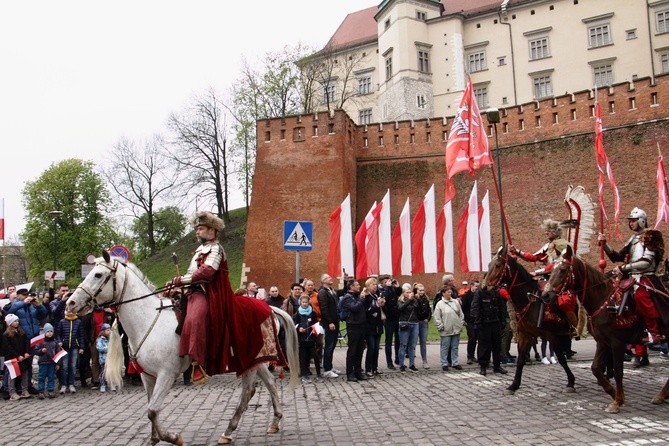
[
  {"left": 292, "top": 295, "right": 322, "bottom": 383},
  {"left": 96, "top": 323, "right": 116, "bottom": 393},
  {"left": 2, "top": 314, "right": 31, "bottom": 401},
  {"left": 56, "top": 309, "right": 85, "bottom": 394},
  {"left": 33, "top": 323, "right": 63, "bottom": 399}
]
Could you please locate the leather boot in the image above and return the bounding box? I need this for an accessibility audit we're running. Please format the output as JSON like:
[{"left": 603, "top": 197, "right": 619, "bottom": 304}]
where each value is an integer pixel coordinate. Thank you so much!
[
  {"left": 479, "top": 366, "right": 487, "bottom": 376},
  {"left": 191, "top": 361, "right": 208, "bottom": 385}
]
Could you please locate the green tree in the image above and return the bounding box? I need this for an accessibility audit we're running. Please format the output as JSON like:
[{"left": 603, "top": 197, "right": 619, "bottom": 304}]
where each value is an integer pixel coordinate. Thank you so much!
[
  {"left": 22, "top": 159, "right": 116, "bottom": 282},
  {"left": 131, "top": 207, "right": 186, "bottom": 261}
]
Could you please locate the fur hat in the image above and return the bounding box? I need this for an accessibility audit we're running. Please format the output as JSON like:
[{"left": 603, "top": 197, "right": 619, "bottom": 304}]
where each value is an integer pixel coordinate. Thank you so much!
[
  {"left": 190, "top": 211, "right": 225, "bottom": 232},
  {"left": 5, "top": 313, "right": 19, "bottom": 325},
  {"left": 43, "top": 323, "right": 54, "bottom": 333},
  {"left": 541, "top": 219, "right": 563, "bottom": 237}
]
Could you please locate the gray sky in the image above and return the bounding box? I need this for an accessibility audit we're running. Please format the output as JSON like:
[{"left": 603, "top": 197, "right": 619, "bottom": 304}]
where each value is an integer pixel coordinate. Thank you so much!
[{"left": 0, "top": 0, "right": 374, "bottom": 241}]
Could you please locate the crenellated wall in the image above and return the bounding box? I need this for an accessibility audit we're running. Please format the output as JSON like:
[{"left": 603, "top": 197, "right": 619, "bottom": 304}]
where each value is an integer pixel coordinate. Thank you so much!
[{"left": 243, "top": 75, "right": 669, "bottom": 294}]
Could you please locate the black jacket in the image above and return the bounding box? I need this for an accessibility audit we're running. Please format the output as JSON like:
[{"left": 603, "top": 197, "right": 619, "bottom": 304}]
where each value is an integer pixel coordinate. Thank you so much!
[
  {"left": 317, "top": 286, "right": 340, "bottom": 327},
  {"left": 470, "top": 288, "right": 506, "bottom": 325}
]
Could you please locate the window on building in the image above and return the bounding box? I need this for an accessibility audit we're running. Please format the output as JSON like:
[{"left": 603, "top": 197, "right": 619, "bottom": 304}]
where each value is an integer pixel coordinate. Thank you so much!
[
  {"left": 417, "top": 95, "right": 427, "bottom": 109},
  {"left": 626, "top": 29, "right": 637, "bottom": 40},
  {"left": 498, "top": 56, "right": 506, "bottom": 66},
  {"left": 474, "top": 86, "right": 489, "bottom": 108},
  {"left": 468, "top": 51, "right": 486, "bottom": 72},
  {"left": 529, "top": 37, "right": 550, "bottom": 60},
  {"left": 358, "top": 75, "right": 372, "bottom": 95},
  {"left": 593, "top": 64, "right": 614, "bottom": 87},
  {"left": 385, "top": 19, "right": 390, "bottom": 30},
  {"left": 661, "top": 53, "right": 669, "bottom": 73},
  {"left": 324, "top": 83, "right": 336, "bottom": 104},
  {"left": 359, "top": 109, "right": 373, "bottom": 125},
  {"left": 418, "top": 50, "right": 430, "bottom": 73},
  {"left": 416, "top": 10, "right": 427, "bottom": 21},
  {"left": 658, "top": 10, "right": 669, "bottom": 33},
  {"left": 588, "top": 24, "right": 612, "bottom": 48},
  {"left": 533, "top": 75, "right": 553, "bottom": 99},
  {"left": 385, "top": 56, "right": 393, "bottom": 81}
]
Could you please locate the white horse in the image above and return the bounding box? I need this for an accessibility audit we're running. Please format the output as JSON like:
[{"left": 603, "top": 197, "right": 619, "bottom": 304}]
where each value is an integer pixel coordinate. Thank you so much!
[{"left": 66, "top": 251, "right": 299, "bottom": 445}]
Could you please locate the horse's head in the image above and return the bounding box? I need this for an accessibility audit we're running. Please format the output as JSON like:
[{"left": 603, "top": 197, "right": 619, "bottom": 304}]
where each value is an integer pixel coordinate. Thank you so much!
[
  {"left": 67, "top": 250, "right": 125, "bottom": 316},
  {"left": 543, "top": 244, "right": 574, "bottom": 300},
  {"left": 484, "top": 245, "right": 509, "bottom": 288}
]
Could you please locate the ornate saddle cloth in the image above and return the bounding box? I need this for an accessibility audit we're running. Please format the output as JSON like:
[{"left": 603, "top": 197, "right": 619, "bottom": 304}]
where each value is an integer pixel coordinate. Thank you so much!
[{"left": 610, "top": 277, "right": 638, "bottom": 329}]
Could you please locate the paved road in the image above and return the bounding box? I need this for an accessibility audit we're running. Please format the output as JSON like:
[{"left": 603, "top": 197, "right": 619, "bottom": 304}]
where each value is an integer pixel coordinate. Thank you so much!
[{"left": 2, "top": 338, "right": 668, "bottom": 446}]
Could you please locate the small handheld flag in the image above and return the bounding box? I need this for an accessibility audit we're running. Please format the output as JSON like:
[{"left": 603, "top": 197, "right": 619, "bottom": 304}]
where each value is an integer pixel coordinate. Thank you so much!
[
  {"left": 52, "top": 350, "right": 68, "bottom": 363},
  {"left": 30, "top": 334, "right": 45, "bottom": 348},
  {"left": 3, "top": 359, "right": 21, "bottom": 379}
]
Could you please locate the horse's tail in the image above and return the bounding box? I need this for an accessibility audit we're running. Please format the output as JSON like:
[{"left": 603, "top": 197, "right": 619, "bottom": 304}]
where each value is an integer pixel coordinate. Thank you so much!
[
  {"left": 271, "top": 306, "right": 299, "bottom": 392},
  {"left": 105, "top": 319, "right": 125, "bottom": 390}
]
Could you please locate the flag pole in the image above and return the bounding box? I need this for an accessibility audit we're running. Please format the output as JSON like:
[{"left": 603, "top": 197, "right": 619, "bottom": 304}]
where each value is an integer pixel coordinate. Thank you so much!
[
  {"left": 486, "top": 108, "right": 512, "bottom": 246},
  {"left": 594, "top": 87, "right": 607, "bottom": 272}
]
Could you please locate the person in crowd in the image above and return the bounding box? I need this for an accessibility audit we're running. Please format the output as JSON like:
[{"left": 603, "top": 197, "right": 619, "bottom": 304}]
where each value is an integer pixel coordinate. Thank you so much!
[
  {"left": 303, "top": 278, "right": 324, "bottom": 373},
  {"left": 89, "top": 306, "right": 115, "bottom": 389},
  {"left": 244, "top": 282, "right": 258, "bottom": 299},
  {"left": 48, "top": 282, "right": 70, "bottom": 327},
  {"left": 397, "top": 284, "right": 419, "bottom": 373},
  {"left": 461, "top": 280, "right": 480, "bottom": 365},
  {"left": 540, "top": 337, "right": 556, "bottom": 365},
  {"left": 379, "top": 275, "right": 401, "bottom": 370},
  {"left": 362, "top": 277, "right": 384, "bottom": 377},
  {"left": 341, "top": 279, "right": 367, "bottom": 382},
  {"left": 281, "top": 283, "right": 303, "bottom": 317},
  {"left": 56, "top": 308, "right": 85, "bottom": 393},
  {"left": 265, "top": 286, "right": 285, "bottom": 308},
  {"left": 2, "top": 314, "right": 31, "bottom": 400},
  {"left": 433, "top": 287, "right": 464, "bottom": 371},
  {"left": 471, "top": 286, "right": 508, "bottom": 376},
  {"left": 96, "top": 322, "right": 115, "bottom": 393},
  {"left": 499, "top": 285, "right": 516, "bottom": 365},
  {"left": 293, "top": 295, "right": 322, "bottom": 383},
  {"left": 414, "top": 283, "right": 431, "bottom": 369},
  {"left": 79, "top": 312, "right": 94, "bottom": 388},
  {"left": 317, "top": 273, "right": 342, "bottom": 379},
  {"left": 433, "top": 274, "right": 458, "bottom": 311},
  {"left": 33, "top": 323, "right": 62, "bottom": 399}
]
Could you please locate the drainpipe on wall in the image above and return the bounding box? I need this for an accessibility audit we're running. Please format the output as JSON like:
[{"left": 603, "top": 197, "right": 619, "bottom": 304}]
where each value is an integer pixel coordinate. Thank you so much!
[
  {"left": 646, "top": 0, "right": 657, "bottom": 84},
  {"left": 499, "top": 0, "right": 518, "bottom": 106}
]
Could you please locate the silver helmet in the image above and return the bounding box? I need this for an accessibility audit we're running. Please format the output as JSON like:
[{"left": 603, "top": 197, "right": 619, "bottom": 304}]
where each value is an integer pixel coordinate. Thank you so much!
[{"left": 627, "top": 207, "right": 647, "bottom": 228}]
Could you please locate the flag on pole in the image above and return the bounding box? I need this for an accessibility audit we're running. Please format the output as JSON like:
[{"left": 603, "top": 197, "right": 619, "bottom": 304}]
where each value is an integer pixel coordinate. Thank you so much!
[
  {"left": 52, "top": 350, "right": 68, "bottom": 363},
  {"left": 30, "top": 334, "right": 46, "bottom": 348},
  {"left": 391, "top": 198, "right": 412, "bottom": 276},
  {"left": 479, "top": 190, "right": 492, "bottom": 271},
  {"left": 457, "top": 182, "right": 481, "bottom": 272},
  {"left": 355, "top": 202, "right": 380, "bottom": 278},
  {"left": 328, "top": 194, "right": 354, "bottom": 278},
  {"left": 3, "top": 358, "right": 20, "bottom": 379},
  {"left": 0, "top": 198, "right": 4, "bottom": 241},
  {"left": 378, "top": 190, "right": 393, "bottom": 275},
  {"left": 594, "top": 101, "right": 621, "bottom": 239},
  {"left": 655, "top": 151, "right": 669, "bottom": 229},
  {"left": 411, "top": 185, "right": 437, "bottom": 274},
  {"left": 436, "top": 202, "right": 455, "bottom": 273},
  {"left": 445, "top": 77, "right": 493, "bottom": 202}
]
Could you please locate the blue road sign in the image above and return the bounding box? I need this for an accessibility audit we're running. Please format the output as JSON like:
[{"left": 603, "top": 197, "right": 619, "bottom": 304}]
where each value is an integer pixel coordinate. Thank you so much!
[
  {"left": 283, "top": 221, "right": 313, "bottom": 251},
  {"left": 109, "top": 244, "right": 131, "bottom": 262}
]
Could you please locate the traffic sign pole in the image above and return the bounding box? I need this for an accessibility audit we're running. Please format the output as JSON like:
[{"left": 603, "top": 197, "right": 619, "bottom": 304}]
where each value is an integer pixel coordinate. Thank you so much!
[{"left": 295, "top": 251, "right": 300, "bottom": 283}]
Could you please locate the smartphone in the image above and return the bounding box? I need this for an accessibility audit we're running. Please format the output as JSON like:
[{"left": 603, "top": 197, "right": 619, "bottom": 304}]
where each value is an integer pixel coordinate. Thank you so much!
[{"left": 257, "top": 288, "right": 266, "bottom": 299}]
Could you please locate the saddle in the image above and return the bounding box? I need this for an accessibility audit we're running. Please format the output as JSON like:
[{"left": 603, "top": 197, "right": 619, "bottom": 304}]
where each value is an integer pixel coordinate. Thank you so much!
[{"left": 608, "top": 277, "right": 638, "bottom": 329}]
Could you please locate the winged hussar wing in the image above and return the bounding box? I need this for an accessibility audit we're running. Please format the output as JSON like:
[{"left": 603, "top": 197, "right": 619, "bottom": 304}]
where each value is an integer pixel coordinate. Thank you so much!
[{"left": 563, "top": 185, "right": 596, "bottom": 256}]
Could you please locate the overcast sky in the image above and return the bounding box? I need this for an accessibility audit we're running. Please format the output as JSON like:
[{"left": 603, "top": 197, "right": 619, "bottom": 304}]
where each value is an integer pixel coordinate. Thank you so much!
[{"left": 0, "top": 0, "right": 375, "bottom": 242}]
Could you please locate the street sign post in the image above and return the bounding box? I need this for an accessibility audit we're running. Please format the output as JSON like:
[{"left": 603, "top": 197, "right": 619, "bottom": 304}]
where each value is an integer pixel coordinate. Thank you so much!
[
  {"left": 283, "top": 221, "right": 313, "bottom": 282},
  {"left": 109, "top": 244, "right": 131, "bottom": 262}
]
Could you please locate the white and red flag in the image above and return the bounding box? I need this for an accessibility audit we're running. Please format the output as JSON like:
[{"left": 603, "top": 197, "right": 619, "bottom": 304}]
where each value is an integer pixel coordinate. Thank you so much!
[
  {"left": 391, "top": 198, "right": 412, "bottom": 276},
  {"left": 436, "top": 202, "right": 455, "bottom": 273},
  {"left": 655, "top": 151, "right": 669, "bottom": 229},
  {"left": 594, "top": 101, "right": 621, "bottom": 239},
  {"left": 378, "top": 190, "right": 393, "bottom": 275},
  {"left": 457, "top": 182, "right": 481, "bottom": 272},
  {"left": 30, "top": 334, "right": 45, "bottom": 348},
  {"left": 0, "top": 198, "right": 4, "bottom": 241},
  {"left": 311, "top": 322, "right": 325, "bottom": 337},
  {"left": 411, "top": 184, "right": 437, "bottom": 274},
  {"left": 52, "top": 350, "right": 68, "bottom": 363},
  {"left": 445, "top": 77, "right": 493, "bottom": 203},
  {"left": 355, "top": 201, "right": 381, "bottom": 278},
  {"left": 328, "top": 194, "right": 355, "bottom": 278},
  {"left": 3, "top": 358, "right": 20, "bottom": 379},
  {"left": 479, "top": 190, "right": 492, "bottom": 271}
]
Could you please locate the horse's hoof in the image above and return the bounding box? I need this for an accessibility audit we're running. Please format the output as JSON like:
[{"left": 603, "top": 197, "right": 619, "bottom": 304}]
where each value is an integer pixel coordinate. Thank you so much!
[
  {"left": 651, "top": 396, "right": 665, "bottom": 405},
  {"left": 218, "top": 435, "right": 233, "bottom": 445},
  {"left": 564, "top": 386, "right": 576, "bottom": 394},
  {"left": 605, "top": 403, "right": 620, "bottom": 413},
  {"left": 267, "top": 425, "right": 280, "bottom": 434},
  {"left": 504, "top": 389, "right": 516, "bottom": 396}
]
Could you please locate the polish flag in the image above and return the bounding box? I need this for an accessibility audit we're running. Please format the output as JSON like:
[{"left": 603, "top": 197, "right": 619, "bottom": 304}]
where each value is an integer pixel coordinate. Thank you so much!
[
  {"left": 436, "top": 202, "right": 455, "bottom": 273},
  {"left": 52, "top": 350, "right": 68, "bottom": 363},
  {"left": 30, "top": 334, "right": 46, "bottom": 348},
  {"left": 3, "top": 358, "right": 20, "bottom": 379},
  {"left": 378, "top": 190, "right": 393, "bottom": 275},
  {"left": 457, "top": 182, "right": 481, "bottom": 272},
  {"left": 594, "top": 101, "right": 621, "bottom": 239},
  {"left": 311, "top": 322, "right": 325, "bottom": 337},
  {"left": 655, "top": 152, "right": 669, "bottom": 229},
  {"left": 479, "top": 191, "right": 492, "bottom": 271},
  {"left": 411, "top": 185, "right": 437, "bottom": 274},
  {"left": 391, "top": 198, "right": 412, "bottom": 276},
  {"left": 328, "top": 194, "right": 354, "bottom": 278},
  {"left": 355, "top": 202, "right": 381, "bottom": 278},
  {"left": 0, "top": 198, "right": 4, "bottom": 241}
]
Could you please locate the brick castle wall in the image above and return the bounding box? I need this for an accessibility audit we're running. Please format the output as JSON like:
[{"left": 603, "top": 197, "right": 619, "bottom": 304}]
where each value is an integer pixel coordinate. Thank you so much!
[{"left": 243, "top": 74, "right": 669, "bottom": 294}]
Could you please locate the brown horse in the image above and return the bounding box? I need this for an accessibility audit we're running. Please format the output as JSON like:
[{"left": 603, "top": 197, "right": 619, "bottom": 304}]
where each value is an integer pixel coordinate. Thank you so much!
[
  {"left": 486, "top": 246, "right": 575, "bottom": 395},
  {"left": 543, "top": 245, "right": 669, "bottom": 413}
]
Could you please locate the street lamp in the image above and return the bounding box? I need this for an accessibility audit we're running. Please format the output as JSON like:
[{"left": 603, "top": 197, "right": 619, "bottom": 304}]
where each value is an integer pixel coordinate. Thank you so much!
[
  {"left": 49, "top": 210, "right": 63, "bottom": 271},
  {"left": 486, "top": 108, "right": 506, "bottom": 246}
]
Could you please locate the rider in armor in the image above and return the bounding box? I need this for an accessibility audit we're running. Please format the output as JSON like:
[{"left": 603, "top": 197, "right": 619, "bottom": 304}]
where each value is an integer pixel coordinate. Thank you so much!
[
  {"left": 509, "top": 219, "right": 578, "bottom": 328},
  {"left": 598, "top": 207, "right": 666, "bottom": 343}
]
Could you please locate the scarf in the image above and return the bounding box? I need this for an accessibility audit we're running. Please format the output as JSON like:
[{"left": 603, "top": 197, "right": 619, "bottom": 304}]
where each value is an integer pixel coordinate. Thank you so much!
[{"left": 298, "top": 305, "right": 313, "bottom": 316}]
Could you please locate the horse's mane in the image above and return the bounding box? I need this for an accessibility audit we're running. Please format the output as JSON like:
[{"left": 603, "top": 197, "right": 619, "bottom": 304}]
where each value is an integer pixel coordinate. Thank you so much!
[
  {"left": 507, "top": 255, "right": 536, "bottom": 286},
  {"left": 571, "top": 255, "right": 609, "bottom": 288},
  {"left": 125, "top": 261, "right": 157, "bottom": 292}
]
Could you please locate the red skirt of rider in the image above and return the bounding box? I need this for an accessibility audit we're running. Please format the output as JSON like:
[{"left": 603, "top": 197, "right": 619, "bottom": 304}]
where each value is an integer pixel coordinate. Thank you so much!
[
  {"left": 178, "top": 290, "right": 208, "bottom": 365},
  {"left": 634, "top": 279, "right": 660, "bottom": 334},
  {"left": 557, "top": 291, "right": 577, "bottom": 314}
]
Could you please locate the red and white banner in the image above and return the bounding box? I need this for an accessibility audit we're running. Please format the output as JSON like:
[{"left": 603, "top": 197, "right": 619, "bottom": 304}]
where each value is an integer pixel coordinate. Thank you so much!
[
  {"left": 378, "top": 190, "right": 393, "bottom": 275},
  {"left": 594, "top": 101, "right": 621, "bottom": 239},
  {"left": 328, "top": 194, "right": 354, "bottom": 278},
  {"left": 355, "top": 201, "right": 382, "bottom": 278},
  {"left": 311, "top": 322, "right": 325, "bottom": 337},
  {"left": 30, "top": 334, "right": 45, "bottom": 348},
  {"left": 391, "top": 198, "right": 412, "bottom": 276},
  {"left": 655, "top": 153, "right": 669, "bottom": 229},
  {"left": 52, "top": 350, "right": 68, "bottom": 363},
  {"left": 445, "top": 77, "right": 493, "bottom": 203},
  {"left": 479, "top": 191, "right": 492, "bottom": 271},
  {"left": 411, "top": 185, "right": 437, "bottom": 274},
  {"left": 0, "top": 198, "right": 4, "bottom": 241},
  {"left": 3, "top": 358, "right": 20, "bottom": 379},
  {"left": 436, "top": 202, "right": 455, "bottom": 273},
  {"left": 457, "top": 182, "right": 480, "bottom": 272}
]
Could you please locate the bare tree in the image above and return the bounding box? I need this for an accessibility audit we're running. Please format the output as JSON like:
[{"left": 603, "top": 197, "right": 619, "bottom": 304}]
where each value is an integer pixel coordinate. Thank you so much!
[
  {"left": 103, "top": 135, "right": 180, "bottom": 257},
  {"left": 168, "top": 88, "right": 232, "bottom": 222}
]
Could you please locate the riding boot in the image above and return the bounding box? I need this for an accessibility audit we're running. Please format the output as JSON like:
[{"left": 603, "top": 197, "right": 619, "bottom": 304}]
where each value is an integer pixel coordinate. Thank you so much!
[{"left": 191, "top": 361, "right": 208, "bottom": 385}]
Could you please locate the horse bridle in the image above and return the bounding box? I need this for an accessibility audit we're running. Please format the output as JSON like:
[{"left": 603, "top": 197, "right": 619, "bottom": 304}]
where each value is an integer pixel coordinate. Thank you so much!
[{"left": 75, "top": 259, "right": 129, "bottom": 309}]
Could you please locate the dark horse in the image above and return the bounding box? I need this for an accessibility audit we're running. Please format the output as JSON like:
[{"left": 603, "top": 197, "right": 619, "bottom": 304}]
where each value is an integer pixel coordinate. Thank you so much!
[
  {"left": 486, "top": 246, "right": 575, "bottom": 395},
  {"left": 544, "top": 245, "right": 669, "bottom": 413}
]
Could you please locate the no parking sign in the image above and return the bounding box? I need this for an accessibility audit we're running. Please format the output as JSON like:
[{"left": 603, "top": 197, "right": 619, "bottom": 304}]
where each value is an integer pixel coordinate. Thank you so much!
[{"left": 109, "top": 244, "right": 131, "bottom": 262}]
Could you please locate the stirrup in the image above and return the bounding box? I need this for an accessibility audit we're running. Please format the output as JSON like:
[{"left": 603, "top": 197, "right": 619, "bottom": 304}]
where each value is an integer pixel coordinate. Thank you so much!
[{"left": 191, "top": 362, "right": 208, "bottom": 385}]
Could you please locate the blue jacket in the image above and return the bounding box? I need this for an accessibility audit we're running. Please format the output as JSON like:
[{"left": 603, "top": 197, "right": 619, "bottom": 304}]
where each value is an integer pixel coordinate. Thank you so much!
[
  {"left": 33, "top": 336, "right": 62, "bottom": 365},
  {"left": 8, "top": 300, "right": 48, "bottom": 339},
  {"left": 56, "top": 316, "right": 85, "bottom": 351},
  {"left": 342, "top": 292, "right": 366, "bottom": 326},
  {"left": 96, "top": 334, "right": 109, "bottom": 364}
]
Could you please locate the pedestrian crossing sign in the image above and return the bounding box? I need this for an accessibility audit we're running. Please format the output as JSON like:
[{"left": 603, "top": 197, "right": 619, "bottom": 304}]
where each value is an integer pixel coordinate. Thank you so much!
[{"left": 283, "top": 221, "right": 313, "bottom": 251}]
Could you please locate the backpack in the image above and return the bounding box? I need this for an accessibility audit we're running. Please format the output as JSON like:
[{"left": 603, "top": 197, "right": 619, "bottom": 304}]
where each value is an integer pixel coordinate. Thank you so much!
[{"left": 337, "top": 295, "right": 351, "bottom": 321}]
